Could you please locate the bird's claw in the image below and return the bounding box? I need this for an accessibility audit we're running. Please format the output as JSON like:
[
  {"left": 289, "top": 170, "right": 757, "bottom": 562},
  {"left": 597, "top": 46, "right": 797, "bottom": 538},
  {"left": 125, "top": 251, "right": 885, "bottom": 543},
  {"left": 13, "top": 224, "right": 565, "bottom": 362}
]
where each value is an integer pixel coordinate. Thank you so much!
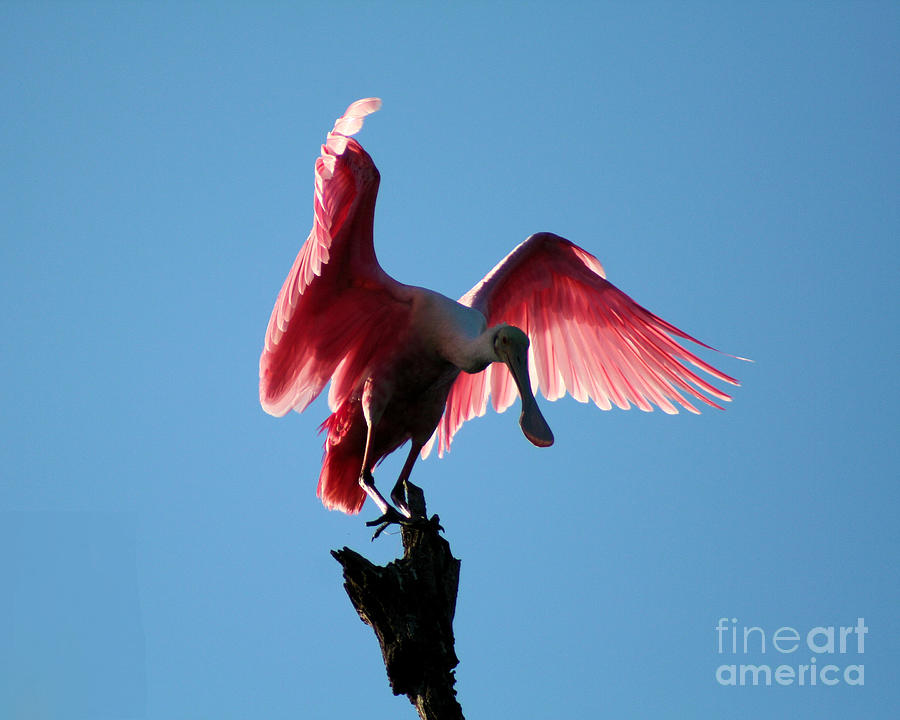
[
  {"left": 365, "top": 507, "right": 437, "bottom": 540},
  {"left": 368, "top": 520, "right": 393, "bottom": 540},
  {"left": 366, "top": 506, "right": 409, "bottom": 540}
]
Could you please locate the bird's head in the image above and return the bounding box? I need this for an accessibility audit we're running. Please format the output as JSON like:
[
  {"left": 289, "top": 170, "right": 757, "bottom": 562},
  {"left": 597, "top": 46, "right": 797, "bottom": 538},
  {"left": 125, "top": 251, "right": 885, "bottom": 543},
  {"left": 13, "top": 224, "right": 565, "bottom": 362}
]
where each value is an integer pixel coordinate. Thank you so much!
[{"left": 492, "top": 325, "right": 555, "bottom": 448}]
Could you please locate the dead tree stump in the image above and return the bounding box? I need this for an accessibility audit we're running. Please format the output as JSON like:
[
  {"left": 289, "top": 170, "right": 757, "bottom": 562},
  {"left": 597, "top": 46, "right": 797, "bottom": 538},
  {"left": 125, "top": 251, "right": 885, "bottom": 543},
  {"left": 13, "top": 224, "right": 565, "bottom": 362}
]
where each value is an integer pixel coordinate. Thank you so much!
[{"left": 331, "top": 483, "right": 464, "bottom": 720}]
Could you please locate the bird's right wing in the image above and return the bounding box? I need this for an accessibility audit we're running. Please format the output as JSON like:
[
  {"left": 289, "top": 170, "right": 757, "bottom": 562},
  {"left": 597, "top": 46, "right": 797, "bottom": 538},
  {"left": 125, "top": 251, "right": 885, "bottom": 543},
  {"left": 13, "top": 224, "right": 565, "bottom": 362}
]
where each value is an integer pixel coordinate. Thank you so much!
[
  {"left": 259, "top": 98, "right": 412, "bottom": 417},
  {"left": 424, "top": 232, "right": 742, "bottom": 458}
]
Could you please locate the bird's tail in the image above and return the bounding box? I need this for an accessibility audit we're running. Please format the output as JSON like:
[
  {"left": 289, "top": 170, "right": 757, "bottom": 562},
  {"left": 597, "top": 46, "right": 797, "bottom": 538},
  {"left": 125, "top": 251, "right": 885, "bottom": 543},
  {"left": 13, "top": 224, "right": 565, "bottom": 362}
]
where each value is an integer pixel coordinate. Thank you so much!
[{"left": 317, "top": 399, "right": 367, "bottom": 514}]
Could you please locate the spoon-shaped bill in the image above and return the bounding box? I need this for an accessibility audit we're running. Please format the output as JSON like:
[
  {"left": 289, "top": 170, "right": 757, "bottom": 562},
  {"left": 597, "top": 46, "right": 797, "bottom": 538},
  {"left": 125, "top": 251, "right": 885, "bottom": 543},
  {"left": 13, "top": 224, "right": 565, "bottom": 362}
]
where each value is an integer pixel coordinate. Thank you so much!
[{"left": 501, "top": 339, "right": 554, "bottom": 447}]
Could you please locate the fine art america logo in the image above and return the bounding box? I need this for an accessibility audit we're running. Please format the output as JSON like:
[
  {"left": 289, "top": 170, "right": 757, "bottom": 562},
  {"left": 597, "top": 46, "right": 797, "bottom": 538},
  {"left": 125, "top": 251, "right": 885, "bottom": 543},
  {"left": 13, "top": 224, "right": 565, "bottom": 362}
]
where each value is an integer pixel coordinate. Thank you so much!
[{"left": 715, "top": 617, "right": 866, "bottom": 687}]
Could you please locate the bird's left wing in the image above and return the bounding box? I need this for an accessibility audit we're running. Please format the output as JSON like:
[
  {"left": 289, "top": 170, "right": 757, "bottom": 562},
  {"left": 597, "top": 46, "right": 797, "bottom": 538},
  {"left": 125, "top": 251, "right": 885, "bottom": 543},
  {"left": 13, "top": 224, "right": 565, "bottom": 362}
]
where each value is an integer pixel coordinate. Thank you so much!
[
  {"left": 424, "top": 232, "right": 740, "bottom": 458},
  {"left": 260, "top": 98, "right": 412, "bottom": 417}
]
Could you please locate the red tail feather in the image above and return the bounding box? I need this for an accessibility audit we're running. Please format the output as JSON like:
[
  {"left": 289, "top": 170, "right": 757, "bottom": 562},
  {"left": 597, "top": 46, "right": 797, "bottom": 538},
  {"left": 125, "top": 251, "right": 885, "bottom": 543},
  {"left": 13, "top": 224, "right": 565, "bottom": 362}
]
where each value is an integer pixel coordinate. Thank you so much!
[{"left": 316, "top": 399, "right": 367, "bottom": 514}]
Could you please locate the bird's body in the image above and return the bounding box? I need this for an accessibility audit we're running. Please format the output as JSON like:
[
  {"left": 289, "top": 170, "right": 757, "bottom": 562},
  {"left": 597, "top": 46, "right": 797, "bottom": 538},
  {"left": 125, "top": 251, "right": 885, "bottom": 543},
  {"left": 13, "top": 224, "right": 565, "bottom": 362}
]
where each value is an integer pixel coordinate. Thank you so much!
[
  {"left": 259, "top": 98, "right": 740, "bottom": 523},
  {"left": 311, "top": 284, "right": 508, "bottom": 515}
]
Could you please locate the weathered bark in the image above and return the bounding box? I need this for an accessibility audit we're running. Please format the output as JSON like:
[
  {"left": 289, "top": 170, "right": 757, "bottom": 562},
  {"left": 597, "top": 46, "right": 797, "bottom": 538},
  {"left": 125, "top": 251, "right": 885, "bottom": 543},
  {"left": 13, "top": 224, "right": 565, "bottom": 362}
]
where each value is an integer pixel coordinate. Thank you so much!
[{"left": 331, "top": 483, "right": 464, "bottom": 720}]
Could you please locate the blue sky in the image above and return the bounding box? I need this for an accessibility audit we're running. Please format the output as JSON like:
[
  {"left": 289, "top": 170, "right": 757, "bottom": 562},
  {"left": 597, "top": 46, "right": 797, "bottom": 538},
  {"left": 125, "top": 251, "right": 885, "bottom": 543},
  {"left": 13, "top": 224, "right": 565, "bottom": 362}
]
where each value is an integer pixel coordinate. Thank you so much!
[{"left": 1, "top": 2, "right": 897, "bottom": 718}]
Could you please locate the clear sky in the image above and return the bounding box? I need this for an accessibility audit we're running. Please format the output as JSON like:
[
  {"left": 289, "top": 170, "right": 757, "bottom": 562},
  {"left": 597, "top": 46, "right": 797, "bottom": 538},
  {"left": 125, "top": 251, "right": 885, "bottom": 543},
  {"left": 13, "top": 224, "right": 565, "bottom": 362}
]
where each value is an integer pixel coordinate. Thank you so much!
[{"left": 1, "top": 2, "right": 897, "bottom": 719}]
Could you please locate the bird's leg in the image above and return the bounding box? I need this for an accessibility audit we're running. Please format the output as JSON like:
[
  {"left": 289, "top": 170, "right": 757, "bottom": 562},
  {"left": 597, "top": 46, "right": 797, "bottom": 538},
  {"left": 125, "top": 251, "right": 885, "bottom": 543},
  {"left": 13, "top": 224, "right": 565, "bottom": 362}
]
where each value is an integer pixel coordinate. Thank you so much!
[
  {"left": 359, "top": 468, "right": 404, "bottom": 522},
  {"left": 358, "top": 378, "right": 409, "bottom": 537},
  {"left": 360, "top": 465, "right": 409, "bottom": 540},
  {"left": 357, "top": 426, "right": 406, "bottom": 525},
  {"left": 389, "top": 441, "right": 425, "bottom": 519}
]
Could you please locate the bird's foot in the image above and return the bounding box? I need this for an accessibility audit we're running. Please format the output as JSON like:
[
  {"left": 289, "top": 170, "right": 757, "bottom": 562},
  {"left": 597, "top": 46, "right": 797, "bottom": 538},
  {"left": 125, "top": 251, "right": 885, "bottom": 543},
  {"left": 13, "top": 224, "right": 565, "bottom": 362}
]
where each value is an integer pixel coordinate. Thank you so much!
[{"left": 365, "top": 506, "right": 437, "bottom": 540}]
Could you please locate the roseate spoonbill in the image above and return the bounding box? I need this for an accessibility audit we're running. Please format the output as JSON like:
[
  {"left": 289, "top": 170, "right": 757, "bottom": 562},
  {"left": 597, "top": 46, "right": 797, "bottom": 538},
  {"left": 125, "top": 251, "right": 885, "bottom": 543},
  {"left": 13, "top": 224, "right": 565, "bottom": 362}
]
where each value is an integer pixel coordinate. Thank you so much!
[{"left": 259, "top": 98, "right": 740, "bottom": 529}]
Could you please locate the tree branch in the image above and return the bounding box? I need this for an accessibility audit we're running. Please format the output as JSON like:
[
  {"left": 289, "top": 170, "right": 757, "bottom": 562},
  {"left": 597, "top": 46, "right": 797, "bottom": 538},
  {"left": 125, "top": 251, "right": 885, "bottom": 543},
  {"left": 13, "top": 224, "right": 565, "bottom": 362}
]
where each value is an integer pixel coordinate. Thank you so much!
[{"left": 331, "top": 483, "right": 464, "bottom": 720}]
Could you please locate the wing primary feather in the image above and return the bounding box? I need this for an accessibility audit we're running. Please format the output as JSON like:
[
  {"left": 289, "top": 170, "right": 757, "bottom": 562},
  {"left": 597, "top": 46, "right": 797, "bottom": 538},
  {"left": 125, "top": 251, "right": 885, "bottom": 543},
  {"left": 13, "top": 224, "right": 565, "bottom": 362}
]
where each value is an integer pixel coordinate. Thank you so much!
[
  {"left": 435, "top": 232, "right": 742, "bottom": 449},
  {"left": 260, "top": 98, "right": 412, "bottom": 418}
]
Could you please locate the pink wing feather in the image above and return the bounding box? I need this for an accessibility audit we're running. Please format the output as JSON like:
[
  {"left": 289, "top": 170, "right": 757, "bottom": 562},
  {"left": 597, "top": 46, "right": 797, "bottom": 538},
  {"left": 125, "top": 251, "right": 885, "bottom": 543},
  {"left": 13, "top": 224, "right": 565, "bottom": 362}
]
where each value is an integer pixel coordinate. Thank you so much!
[
  {"left": 426, "top": 232, "right": 740, "bottom": 457},
  {"left": 259, "top": 98, "right": 411, "bottom": 417}
]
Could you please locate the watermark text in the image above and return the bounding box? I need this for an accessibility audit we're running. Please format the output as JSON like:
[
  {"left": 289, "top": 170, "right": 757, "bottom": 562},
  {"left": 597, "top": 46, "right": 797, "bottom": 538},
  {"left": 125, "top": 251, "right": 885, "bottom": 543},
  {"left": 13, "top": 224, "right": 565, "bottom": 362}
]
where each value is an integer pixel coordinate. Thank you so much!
[{"left": 714, "top": 617, "right": 866, "bottom": 686}]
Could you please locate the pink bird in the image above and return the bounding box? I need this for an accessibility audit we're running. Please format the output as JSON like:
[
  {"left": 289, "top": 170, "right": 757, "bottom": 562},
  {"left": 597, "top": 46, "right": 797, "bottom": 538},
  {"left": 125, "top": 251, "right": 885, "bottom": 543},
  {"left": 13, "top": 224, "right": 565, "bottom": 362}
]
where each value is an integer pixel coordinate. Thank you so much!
[{"left": 260, "top": 98, "right": 739, "bottom": 530}]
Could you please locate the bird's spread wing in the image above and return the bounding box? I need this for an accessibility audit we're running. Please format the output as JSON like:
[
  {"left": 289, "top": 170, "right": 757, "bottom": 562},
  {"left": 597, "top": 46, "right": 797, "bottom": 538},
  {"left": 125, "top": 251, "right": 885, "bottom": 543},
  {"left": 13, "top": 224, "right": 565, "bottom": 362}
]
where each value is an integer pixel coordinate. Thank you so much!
[
  {"left": 260, "top": 98, "right": 410, "bottom": 417},
  {"left": 425, "top": 232, "right": 740, "bottom": 457}
]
